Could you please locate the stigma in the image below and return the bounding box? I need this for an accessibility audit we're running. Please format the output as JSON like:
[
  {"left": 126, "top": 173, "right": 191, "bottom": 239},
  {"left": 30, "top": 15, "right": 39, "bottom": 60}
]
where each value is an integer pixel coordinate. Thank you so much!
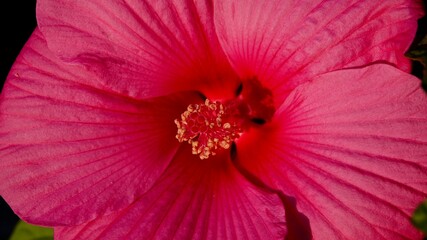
[
  {"left": 174, "top": 99, "right": 245, "bottom": 159},
  {"left": 175, "top": 77, "right": 275, "bottom": 159}
]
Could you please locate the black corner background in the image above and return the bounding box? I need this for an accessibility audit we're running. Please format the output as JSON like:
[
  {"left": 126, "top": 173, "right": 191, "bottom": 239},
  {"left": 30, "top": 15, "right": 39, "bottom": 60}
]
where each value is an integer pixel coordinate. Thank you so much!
[
  {"left": 0, "top": 0, "right": 37, "bottom": 91},
  {"left": 0, "top": 1, "right": 37, "bottom": 239}
]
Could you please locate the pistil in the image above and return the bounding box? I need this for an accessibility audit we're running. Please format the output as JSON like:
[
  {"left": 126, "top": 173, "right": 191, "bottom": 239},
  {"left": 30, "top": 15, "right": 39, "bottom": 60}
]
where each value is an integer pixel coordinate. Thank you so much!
[
  {"left": 175, "top": 77, "right": 275, "bottom": 159},
  {"left": 175, "top": 99, "right": 245, "bottom": 159}
]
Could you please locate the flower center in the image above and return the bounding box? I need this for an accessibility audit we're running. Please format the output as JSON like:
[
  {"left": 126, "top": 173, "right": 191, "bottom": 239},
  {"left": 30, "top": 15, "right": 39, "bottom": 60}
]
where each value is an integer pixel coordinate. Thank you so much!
[
  {"left": 175, "top": 78, "right": 275, "bottom": 159},
  {"left": 175, "top": 99, "right": 246, "bottom": 159}
]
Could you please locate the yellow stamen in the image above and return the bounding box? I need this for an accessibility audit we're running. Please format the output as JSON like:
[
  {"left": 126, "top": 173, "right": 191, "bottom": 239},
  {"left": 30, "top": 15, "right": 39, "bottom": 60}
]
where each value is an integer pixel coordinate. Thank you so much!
[{"left": 175, "top": 99, "right": 242, "bottom": 159}]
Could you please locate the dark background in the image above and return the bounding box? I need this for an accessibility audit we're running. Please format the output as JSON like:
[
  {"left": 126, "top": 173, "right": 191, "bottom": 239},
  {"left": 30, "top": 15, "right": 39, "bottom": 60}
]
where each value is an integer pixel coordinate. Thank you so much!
[
  {"left": 0, "top": 0, "right": 37, "bottom": 90},
  {"left": 0, "top": 1, "right": 37, "bottom": 239},
  {"left": 0, "top": 1, "right": 425, "bottom": 240}
]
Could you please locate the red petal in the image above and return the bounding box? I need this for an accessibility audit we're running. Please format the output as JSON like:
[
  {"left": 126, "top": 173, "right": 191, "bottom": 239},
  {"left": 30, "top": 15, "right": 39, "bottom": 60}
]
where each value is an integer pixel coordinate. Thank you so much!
[
  {"left": 214, "top": 0, "right": 423, "bottom": 103},
  {"left": 54, "top": 148, "right": 287, "bottom": 240},
  {"left": 37, "top": 0, "right": 239, "bottom": 99},
  {"left": 237, "top": 64, "right": 427, "bottom": 239},
  {"left": 0, "top": 30, "right": 197, "bottom": 225}
]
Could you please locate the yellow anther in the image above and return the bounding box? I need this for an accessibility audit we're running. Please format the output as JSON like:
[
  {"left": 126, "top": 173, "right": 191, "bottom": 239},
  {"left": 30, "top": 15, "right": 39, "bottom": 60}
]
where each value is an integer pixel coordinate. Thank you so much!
[{"left": 174, "top": 99, "right": 244, "bottom": 159}]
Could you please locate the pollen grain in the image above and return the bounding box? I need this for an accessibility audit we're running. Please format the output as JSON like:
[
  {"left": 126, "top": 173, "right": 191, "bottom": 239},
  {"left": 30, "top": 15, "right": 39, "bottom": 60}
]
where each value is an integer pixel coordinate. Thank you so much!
[{"left": 174, "top": 99, "right": 243, "bottom": 159}]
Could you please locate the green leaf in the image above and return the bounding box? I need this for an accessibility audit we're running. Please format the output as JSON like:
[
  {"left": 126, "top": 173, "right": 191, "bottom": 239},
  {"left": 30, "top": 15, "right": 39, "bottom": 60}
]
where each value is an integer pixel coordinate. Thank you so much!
[
  {"left": 406, "top": 5, "right": 427, "bottom": 89},
  {"left": 412, "top": 199, "right": 427, "bottom": 235},
  {"left": 9, "top": 220, "right": 53, "bottom": 240},
  {"left": 406, "top": 35, "right": 427, "bottom": 90}
]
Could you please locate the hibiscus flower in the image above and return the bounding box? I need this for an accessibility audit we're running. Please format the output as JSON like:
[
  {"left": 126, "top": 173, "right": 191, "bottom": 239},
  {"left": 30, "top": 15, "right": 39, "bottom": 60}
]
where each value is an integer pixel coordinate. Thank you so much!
[{"left": 1, "top": 0, "right": 427, "bottom": 239}]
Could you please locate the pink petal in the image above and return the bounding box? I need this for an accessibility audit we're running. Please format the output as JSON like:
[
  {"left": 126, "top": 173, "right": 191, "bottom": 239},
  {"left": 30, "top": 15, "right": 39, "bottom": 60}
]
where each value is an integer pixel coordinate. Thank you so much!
[
  {"left": 54, "top": 148, "right": 287, "bottom": 240},
  {"left": 37, "top": 0, "right": 239, "bottom": 99},
  {"left": 0, "top": 30, "right": 198, "bottom": 226},
  {"left": 214, "top": 0, "right": 423, "bottom": 103},
  {"left": 236, "top": 64, "right": 427, "bottom": 239}
]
